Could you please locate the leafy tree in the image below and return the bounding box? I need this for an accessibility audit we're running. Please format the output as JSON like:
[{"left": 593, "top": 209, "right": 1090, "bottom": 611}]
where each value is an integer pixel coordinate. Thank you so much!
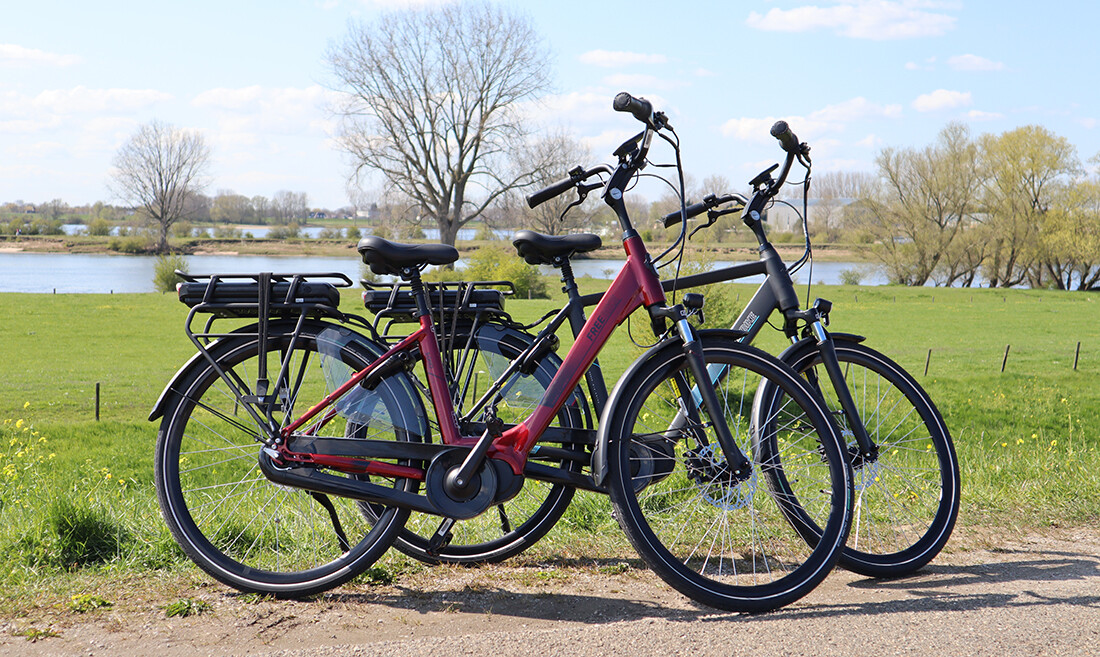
[
  {"left": 328, "top": 2, "right": 552, "bottom": 247},
  {"left": 979, "top": 125, "right": 1081, "bottom": 288},
  {"left": 860, "top": 122, "right": 981, "bottom": 286}
]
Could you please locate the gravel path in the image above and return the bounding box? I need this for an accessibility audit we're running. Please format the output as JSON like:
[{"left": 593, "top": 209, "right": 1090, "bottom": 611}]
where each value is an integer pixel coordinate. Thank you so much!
[{"left": 4, "top": 528, "right": 1098, "bottom": 656}]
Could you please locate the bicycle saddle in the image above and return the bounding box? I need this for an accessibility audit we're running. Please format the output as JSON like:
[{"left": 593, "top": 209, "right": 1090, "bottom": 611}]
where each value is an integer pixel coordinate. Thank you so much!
[
  {"left": 512, "top": 230, "right": 602, "bottom": 266},
  {"left": 357, "top": 235, "right": 460, "bottom": 276}
]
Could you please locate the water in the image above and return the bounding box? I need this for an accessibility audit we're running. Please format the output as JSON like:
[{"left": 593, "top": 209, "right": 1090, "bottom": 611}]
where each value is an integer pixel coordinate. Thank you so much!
[{"left": 0, "top": 250, "right": 887, "bottom": 294}]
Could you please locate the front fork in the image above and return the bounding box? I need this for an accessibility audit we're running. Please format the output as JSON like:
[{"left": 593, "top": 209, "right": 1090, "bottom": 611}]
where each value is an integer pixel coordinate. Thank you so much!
[
  {"left": 654, "top": 303, "right": 753, "bottom": 480},
  {"left": 798, "top": 302, "right": 878, "bottom": 465}
]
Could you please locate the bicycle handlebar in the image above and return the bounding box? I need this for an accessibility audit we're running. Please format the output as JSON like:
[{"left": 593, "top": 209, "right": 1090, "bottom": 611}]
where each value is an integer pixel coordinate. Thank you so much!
[
  {"left": 661, "top": 193, "right": 745, "bottom": 228},
  {"left": 770, "top": 120, "right": 802, "bottom": 155},
  {"left": 526, "top": 175, "right": 578, "bottom": 209}
]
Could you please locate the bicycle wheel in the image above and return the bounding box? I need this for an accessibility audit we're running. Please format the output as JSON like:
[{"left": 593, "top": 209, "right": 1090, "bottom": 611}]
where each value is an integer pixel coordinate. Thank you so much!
[
  {"left": 767, "top": 339, "right": 960, "bottom": 577},
  {"left": 380, "top": 322, "right": 588, "bottom": 564},
  {"left": 155, "top": 320, "right": 422, "bottom": 597},
  {"left": 605, "top": 332, "right": 852, "bottom": 612}
]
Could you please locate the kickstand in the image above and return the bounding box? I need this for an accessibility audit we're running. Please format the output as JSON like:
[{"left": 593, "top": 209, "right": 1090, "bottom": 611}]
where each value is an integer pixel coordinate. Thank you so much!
[
  {"left": 427, "top": 517, "right": 456, "bottom": 556},
  {"left": 310, "top": 492, "right": 351, "bottom": 553}
]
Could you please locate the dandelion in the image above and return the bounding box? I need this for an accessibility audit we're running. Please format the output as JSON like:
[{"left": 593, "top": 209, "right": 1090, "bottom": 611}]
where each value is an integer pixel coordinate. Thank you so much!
[
  {"left": 1051, "top": 440, "right": 1058, "bottom": 447},
  {"left": 22, "top": 402, "right": 30, "bottom": 409},
  {"left": 1002, "top": 442, "right": 1008, "bottom": 447},
  {"left": 15, "top": 419, "right": 23, "bottom": 429}
]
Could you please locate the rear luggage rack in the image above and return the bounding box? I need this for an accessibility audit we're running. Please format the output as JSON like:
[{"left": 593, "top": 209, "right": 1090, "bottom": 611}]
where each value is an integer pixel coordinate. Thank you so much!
[
  {"left": 361, "top": 279, "right": 518, "bottom": 341},
  {"left": 177, "top": 271, "right": 350, "bottom": 319}
]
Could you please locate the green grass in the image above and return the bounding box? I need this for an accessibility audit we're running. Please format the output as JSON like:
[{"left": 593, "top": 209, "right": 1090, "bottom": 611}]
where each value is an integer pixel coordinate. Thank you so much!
[{"left": 0, "top": 280, "right": 1098, "bottom": 607}]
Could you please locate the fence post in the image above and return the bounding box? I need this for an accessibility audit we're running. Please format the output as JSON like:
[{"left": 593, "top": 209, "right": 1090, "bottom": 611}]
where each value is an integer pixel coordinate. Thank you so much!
[
  {"left": 1074, "top": 341, "right": 1081, "bottom": 370},
  {"left": 95, "top": 383, "right": 101, "bottom": 421},
  {"left": 924, "top": 349, "right": 932, "bottom": 377},
  {"left": 1001, "top": 345, "right": 1011, "bottom": 373}
]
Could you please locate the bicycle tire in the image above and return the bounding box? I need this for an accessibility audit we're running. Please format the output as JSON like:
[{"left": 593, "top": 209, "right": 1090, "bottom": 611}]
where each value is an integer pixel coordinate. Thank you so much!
[
  {"left": 760, "top": 339, "right": 960, "bottom": 577},
  {"left": 154, "top": 320, "right": 420, "bottom": 597},
  {"left": 605, "top": 332, "right": 852, "bottom": 612},
  {"left": 368, "top": 322, "right": 588, "bottom": 564}
]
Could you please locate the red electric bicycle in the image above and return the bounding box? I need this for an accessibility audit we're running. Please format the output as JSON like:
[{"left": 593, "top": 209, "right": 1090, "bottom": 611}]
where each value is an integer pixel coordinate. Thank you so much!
[{"left": 151, "top": 94, "right": 853, "bottom": 612}]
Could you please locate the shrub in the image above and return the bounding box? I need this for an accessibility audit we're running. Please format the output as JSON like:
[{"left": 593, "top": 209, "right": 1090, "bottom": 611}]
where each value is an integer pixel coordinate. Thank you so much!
[
  {"left": 107, "top": 235, "right": 152, "bottom": 254},
  {"left": 87, "top": 218, "right": 113, "bottom": 236},
  {"left": 213, "top": 225, "right": 243, "bottom": 239},
  {"left": 839, "top": 267, "right": 865, "bottom": 286},
  {"left": 460, "top": 245, "right": 548, "bottom": 298},
  {"left": 267, "top": 223, "right": 301, "bottom": 239},
  {"left": 153, "top": 253, "right": 189, "bottom": 292}
]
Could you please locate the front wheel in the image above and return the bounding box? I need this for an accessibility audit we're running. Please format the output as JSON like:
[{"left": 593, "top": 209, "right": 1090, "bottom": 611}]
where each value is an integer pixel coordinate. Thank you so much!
[
  {"left": 605, "top": 334, "right": 852, "bottom": 613},
  {"left": 764, "top": 339, "right": 960, "bottom": 577}
]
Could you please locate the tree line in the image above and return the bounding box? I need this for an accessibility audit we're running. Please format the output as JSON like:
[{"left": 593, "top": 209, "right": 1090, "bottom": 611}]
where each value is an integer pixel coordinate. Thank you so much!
[{"left": 829, "top": 123, "right": 1100, "bottom": 290}]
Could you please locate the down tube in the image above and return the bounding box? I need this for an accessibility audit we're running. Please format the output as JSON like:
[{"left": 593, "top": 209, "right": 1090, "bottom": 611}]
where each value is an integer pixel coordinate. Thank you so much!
[
  {"left": 696, "top": 282, "right": 780, "bottom": 405},
  {"left": 512, "top": 263, "right": 651, "bottom": 456}
]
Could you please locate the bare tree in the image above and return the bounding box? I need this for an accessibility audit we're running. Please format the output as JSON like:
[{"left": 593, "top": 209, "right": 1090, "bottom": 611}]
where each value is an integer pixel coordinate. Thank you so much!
[
  {"left": 520, "top": 133, "right": 596, "bottom": 235},
  {"left": 328, "top": 2, "right": 551, "bottom": 247},
  {"left": 110, "top": 120, "right": 212, "bottom": 252}
]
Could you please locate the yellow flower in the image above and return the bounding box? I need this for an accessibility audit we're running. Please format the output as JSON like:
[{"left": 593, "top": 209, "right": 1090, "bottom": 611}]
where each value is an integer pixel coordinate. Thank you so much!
[
  {"left": 1051, "top": 440, "right": 1058, "bottom": 447},
  {"left": 1001, "top": 442, "right": 1008, "bottom": 447},
  {"left": 15, "top": 419, "right": 23, "bottom": 429},
  {"left": 22, "top": 402, "right": 30, "bottom": 409}
]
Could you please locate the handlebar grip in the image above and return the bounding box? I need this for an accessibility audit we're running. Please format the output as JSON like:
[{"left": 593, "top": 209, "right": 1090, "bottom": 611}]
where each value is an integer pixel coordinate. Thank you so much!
[
  {"left": 663, "top": 200, "right": 710, "bottom": 228},
  {"left": 526, "top": 175, "right": 576, "bottom": 209},
  {"left": 770, "top": 120, "right": 801, "bottom": 155},
  {"left": 613, "top": 92, "right": 654, "bottom": 125}
]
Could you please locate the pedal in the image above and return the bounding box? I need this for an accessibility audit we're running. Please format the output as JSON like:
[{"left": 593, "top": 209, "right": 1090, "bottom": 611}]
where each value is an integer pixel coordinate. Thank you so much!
[{"left": 427, "top": 517, "right": 456, "bottom": 556}]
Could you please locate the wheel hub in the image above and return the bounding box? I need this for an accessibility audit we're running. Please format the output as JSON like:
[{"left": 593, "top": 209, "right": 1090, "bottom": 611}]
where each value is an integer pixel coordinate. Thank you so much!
[{"left": 685, "top": 443, "right": 756, "bottom": 510}]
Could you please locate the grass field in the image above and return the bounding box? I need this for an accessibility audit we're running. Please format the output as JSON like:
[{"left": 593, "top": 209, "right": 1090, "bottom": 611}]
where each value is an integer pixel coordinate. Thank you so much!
[{"left": 1, "top": 278, "right": 1098, "bottom": 609}]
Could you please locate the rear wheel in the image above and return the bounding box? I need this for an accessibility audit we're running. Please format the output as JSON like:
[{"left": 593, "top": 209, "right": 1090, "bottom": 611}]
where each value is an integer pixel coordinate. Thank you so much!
[
  {"left": 373, "top": 323, "right": 588, "bottom": 564},
  {"left": 155, "top": 322, "right": 418, "bottom": 597},
  {"left": 605, "top": 334, "right": 852, "bottom": 612}
]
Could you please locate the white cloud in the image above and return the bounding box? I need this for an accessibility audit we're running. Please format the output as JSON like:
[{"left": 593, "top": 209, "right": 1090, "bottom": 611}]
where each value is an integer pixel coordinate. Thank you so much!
[
  {"left": 746, "top": 1, "right": 957, "bottom": 40},
  {"left": 967, "top": 110, "right": 1003, "bottom": 121},
  {"left": 810, "top": 97, "right": 902, "bottom": 122},
  {"left": 0, "top": 43, "right": 81, "bottom": 68},
  {"left": 578, "top": 50, "right": 668, "bottom": 68},
  {"left": 721, "top": 96, "right": 901, "bottom": 143},
  {"left": 913, "top": 89, "right": 972, "bottom": 112},
  {"left": 948, "top": 54, "right": 1004, "bottom": 71}
]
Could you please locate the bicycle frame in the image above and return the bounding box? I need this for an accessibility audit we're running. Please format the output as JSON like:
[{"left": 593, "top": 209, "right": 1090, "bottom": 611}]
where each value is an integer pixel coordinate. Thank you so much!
[{"left": 279, "top": 232, "right": 666, "bottom": 480}]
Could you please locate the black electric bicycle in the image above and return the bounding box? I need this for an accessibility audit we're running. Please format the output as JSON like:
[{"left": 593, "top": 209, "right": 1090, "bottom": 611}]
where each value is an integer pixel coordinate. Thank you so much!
[{"left": 363, "top": 119, "right": 958, "bottom": 579}]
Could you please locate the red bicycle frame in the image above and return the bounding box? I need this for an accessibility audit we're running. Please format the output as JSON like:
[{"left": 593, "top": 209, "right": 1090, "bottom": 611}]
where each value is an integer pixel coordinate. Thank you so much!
[{"left": 277, "top": 232, "right": 666, "bottom": 479}]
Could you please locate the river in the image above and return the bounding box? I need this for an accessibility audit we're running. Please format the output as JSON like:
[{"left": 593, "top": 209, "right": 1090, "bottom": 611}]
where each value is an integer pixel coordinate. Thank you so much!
[{"left": 0, "top": 251, "right": 885, "bottom": 294}]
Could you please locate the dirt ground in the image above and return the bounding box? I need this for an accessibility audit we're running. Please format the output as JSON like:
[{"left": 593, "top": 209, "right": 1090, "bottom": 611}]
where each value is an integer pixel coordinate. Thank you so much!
[{"left": 1, "top": 527, "right": 1098, "bottom": 657}]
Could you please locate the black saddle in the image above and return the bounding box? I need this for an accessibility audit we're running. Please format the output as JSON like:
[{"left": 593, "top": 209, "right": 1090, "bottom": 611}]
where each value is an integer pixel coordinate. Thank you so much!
[
  {"left": 357, "top": 236, "right": 459, "bottom": 276},
  {"left": 512, "top": 230, "right": 602, "bottom": 266}
]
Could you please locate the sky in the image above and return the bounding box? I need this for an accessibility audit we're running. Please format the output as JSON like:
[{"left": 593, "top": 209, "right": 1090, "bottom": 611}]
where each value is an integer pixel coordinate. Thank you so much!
[{"left": 3, "top": 0, "right": 1099, "bottom": 210}]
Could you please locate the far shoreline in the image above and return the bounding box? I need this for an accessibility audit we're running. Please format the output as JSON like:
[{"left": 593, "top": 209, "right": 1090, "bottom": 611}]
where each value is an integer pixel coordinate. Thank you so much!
[{"left": 0, "top": 234, "right": 874, "bottom": 264}]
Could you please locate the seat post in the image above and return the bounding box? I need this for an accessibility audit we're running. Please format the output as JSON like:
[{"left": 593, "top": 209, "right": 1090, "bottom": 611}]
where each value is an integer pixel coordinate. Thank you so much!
[{"left": 402, "top": 266, "right": 432, "bottom": 320}]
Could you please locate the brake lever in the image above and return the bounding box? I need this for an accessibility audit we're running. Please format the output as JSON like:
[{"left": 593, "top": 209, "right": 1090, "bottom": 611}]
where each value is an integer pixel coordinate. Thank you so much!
[
  {"left": 558, "top": 181, "right": 604, "bottom": 222},
  {"left": 688, "top": 206, "right": 743, "bottom": 239}
]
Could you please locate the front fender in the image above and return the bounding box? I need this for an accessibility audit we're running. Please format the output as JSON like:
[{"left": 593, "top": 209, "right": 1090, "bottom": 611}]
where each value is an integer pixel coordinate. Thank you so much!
[{"left": 776, "top": 331, "right": 865, "bottom": 367}]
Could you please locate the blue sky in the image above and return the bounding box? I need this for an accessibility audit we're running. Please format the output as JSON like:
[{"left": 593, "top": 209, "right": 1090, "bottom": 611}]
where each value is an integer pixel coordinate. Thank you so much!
[{"left": 3, "top": 1, "right": 1098, "bottom": 209}]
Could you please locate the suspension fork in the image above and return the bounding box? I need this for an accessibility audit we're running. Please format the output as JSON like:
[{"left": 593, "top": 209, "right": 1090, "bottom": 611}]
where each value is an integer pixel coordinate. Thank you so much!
[
  {"left": 804, "top": 320, "right": 879, "bottom": 463},
  {"left": 653, "top": 304, "right": 752, "bottom": 480}
]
